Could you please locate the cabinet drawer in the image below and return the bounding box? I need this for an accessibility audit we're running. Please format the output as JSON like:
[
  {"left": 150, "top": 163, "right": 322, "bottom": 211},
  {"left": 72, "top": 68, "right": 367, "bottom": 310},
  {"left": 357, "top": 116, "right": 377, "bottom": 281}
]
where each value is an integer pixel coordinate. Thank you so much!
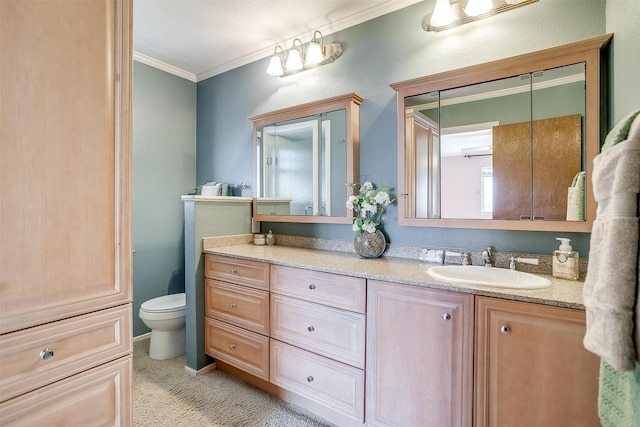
[
  {"left": 205, "top": 318, "right": 269, "bottom": 381},
  {"left": 205, "top": 254, "right": 269, "bottom": 290},
  {"left": 205, "top": 279, "right": 269, "bottom": 335},
  {"left": 270, "top": 340, "right": 364, "bottom": 422},
  {"left": 0, "top": 304, "right": 131, "bottom": 402},
  {"left": 271, "top": 294, "right": 365, "bottom": 368},
  {"left": 270, "top": 265, "right": 366, "bottom": 313},
  {"left": 0, "top": 355, "right": 132, "bottom": 426}
]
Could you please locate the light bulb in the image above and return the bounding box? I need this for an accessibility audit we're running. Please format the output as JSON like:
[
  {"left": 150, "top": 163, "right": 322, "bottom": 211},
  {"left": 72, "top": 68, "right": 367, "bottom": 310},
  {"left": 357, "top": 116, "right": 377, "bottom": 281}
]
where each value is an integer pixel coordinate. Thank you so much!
[
  {"left": 266, "top": 55, "right": 284, "bottom": 76},
  {"left": 285, "top": 46, "right": 303, "bottom": 71},
  {"left": 464, "top": 0, "right": 493, "bottom": 16},
  {"left": 266, "top": 47, "right": 284, "bottom": 76},
  {"left": 430, "top": 0, "right": 455, "bottom": 27},
  {"left": 306, "top": 39, "right": 324, "bottom": 65}
]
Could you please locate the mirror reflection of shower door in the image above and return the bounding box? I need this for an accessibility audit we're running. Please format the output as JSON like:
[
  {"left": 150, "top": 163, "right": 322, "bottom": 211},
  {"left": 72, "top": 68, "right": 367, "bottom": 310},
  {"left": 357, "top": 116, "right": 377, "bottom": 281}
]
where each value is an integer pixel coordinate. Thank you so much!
[
  {"left": 261, "top": 116, "right": 333, "bottom": 215},
  {"left": 319, "top": 118, "right": 332, "bottom": 216}
]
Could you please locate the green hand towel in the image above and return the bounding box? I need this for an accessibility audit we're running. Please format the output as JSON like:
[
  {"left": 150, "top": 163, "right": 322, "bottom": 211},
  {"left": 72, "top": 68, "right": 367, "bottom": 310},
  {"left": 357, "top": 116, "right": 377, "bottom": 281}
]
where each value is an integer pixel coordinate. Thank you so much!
[
  {"left": 601, "top": 109, "right": 640, "bottom": 151},
  {"left": 598, "top": 360, "right": 640, "bottom": 427}
]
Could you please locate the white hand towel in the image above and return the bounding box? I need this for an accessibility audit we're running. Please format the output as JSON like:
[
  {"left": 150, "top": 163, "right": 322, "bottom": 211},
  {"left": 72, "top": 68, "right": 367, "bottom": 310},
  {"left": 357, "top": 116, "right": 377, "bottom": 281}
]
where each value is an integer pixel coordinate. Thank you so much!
[{"left": 583, "top": 115, "right": 640, "bottom": 371}]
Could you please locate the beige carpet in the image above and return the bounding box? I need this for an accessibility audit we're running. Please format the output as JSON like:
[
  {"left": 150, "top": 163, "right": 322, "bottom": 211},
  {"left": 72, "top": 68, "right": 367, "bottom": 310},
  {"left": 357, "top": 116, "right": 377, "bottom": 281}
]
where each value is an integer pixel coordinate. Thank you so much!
[{"left": 133, "top": 339, "right": 334, "bottom": 426}]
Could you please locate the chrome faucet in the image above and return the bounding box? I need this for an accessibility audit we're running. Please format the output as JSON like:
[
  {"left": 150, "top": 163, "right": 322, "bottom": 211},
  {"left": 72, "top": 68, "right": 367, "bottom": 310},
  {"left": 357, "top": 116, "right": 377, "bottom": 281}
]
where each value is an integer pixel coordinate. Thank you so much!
[{"left": 482, "top": 247, "right": 494, "bottom": 267}]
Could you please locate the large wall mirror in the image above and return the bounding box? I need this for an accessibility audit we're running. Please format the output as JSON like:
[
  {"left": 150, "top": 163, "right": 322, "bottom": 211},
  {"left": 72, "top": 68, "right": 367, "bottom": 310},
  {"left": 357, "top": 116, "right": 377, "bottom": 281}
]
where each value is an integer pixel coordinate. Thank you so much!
[
  {"left": 250, "top": 93, "right": 363, "bottom": 223},
  {"left": 392, "top": 34, "right": 611, "bottom": 232}
]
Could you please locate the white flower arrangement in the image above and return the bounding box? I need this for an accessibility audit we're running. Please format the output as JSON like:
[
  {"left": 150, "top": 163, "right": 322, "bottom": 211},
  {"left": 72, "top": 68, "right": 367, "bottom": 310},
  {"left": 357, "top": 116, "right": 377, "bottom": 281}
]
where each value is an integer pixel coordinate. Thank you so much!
[{"left": 346, "top": 181, "right": 394, "bottom": 234}]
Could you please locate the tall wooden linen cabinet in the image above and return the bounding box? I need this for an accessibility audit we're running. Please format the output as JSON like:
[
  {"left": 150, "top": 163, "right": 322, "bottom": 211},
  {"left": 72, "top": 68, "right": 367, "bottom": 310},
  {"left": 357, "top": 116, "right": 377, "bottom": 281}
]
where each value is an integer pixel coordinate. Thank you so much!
[{"left": 0, "top": 1, "right": 133, "bottom": 425}]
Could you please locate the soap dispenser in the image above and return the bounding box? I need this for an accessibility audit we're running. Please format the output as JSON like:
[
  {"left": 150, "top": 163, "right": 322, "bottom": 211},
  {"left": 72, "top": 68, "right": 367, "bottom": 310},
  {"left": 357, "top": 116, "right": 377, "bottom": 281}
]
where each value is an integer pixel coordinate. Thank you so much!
[
  {"left": 266, "top": 230, "right": 275, "bottom": 246},
  {"left": 552, "top": 237, "right": 579, "bottom": 280}
]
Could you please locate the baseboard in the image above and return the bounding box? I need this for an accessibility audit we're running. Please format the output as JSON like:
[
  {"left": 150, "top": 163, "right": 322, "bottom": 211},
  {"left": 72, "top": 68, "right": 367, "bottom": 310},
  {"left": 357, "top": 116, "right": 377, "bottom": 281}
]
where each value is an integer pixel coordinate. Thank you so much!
[
  {"left": 133, "top": 332, "right": 151, "bottom": 342},
  {"left": 185, "top": 362, "right": 217, "bottom": 376}
]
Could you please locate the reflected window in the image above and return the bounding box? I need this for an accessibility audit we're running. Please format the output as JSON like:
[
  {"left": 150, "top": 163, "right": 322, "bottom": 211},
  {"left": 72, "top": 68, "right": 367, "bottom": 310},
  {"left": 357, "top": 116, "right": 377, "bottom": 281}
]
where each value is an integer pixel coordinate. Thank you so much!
[
  {"left": 440, "top": 122, "right": 495, "bottom": 219},
  {"left": 481, "top": 166, "right": 493, "bottom": 215}
]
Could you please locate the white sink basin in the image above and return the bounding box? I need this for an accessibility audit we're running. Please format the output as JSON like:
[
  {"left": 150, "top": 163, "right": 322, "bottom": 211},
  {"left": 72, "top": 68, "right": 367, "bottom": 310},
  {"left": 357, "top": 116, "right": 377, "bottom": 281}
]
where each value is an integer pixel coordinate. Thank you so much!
[{"left": 427, "top": 265, "right": 551, "bottom": 289}]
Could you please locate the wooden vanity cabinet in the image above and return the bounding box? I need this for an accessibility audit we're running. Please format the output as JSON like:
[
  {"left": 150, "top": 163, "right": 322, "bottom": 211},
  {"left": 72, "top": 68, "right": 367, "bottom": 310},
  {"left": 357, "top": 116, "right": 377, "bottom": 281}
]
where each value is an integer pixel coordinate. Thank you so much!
[
  {"left": 204, "top": 255, "right": 270, "bottom": 380},
  {"left": 366, "top": 280, "right": 474, "bottom": 427},
  {"left": 475, "top": 297, "right": 600, "bottom": 427}
]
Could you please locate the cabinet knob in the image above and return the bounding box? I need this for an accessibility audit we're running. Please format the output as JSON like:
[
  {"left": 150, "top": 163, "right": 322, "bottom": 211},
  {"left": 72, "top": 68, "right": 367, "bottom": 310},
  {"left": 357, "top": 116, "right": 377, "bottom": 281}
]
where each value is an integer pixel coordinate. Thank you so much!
[
  {"left": 500, "top": 325, "right": 511, "bottom": 334},
  {"left": 307, "top": 376, "right": 314, "bottom": 383},
  {"left": 308, "top": 284, "right": 316, "bottom": 290},
  {"left": 229, "top": 344, "right": 236, "bottom": 350},
  {"left": 230, "top": 268, "right": 238, "bottom": 274},
  {"left": 308, "top": 326, "right": 315, "bottom": 332},
  {"left": 39, "top": 349, "right": 54, "bottom": 360},
  {"left": 442, "top": 313, "right": 451, "bottom": 321},
  {"left": 229, "top": 303, "right": 236, "bottom": 309}
]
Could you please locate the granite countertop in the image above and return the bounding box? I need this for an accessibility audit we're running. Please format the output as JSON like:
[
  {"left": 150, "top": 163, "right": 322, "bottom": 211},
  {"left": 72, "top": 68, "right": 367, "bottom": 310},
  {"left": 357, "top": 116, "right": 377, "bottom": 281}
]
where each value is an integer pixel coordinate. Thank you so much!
[{"left": 203, "top": 243, "right": 587, "bottom": 310}]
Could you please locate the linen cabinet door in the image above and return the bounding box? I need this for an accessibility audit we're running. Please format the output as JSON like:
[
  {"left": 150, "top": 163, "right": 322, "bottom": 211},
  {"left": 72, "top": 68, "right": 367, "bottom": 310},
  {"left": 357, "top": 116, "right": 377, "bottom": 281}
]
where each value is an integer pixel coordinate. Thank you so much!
[
  {"left": 475, "top": 297, "right": 600, "bottom": 427},
  {"left": 366, "top": 280, "right": 474, "bottom": 427},
  {"left": 0, "top": 0, "right": 132, "bottom": 333},
  {"left": 1, "top": 1, "right": 132, "bottom": 423}
]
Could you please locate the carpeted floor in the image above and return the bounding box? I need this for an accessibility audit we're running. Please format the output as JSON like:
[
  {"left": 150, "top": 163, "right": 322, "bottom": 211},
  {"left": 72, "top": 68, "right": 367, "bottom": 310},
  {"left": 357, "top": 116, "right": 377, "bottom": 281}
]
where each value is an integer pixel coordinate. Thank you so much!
[{"left": 133, "top": 338, "right": 334, "bottom": 426}]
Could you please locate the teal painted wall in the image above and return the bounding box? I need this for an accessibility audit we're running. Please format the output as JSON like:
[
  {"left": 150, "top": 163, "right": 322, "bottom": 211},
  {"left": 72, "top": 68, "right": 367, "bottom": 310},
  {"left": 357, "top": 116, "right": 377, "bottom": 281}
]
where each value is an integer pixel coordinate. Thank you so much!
[
  {"left": 133, "top": 61, "right": 196, "bottom": 337},
  {"left": 606, "top": 0, "right": 640, "bottom": 124},
  {"left": 195, "top": 0, "right": 612, "bottom": 257}
]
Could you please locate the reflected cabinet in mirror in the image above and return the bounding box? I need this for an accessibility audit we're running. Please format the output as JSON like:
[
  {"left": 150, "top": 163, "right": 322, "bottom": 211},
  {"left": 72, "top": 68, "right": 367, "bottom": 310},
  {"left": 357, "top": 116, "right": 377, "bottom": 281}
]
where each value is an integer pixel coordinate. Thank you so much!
[
  {"left": 250, "top": 93, "right": 363, "bottom": 223},
  {"left": 392, "top": 34, "right": 611, "bottom": 232}
]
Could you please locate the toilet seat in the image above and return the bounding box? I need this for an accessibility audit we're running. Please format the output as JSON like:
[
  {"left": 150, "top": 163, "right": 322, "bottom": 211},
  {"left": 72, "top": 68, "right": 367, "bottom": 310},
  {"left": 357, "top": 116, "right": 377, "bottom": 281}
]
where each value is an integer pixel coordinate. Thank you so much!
[{"left": 140, "top": 293, "right": 185, "bottom": 320}]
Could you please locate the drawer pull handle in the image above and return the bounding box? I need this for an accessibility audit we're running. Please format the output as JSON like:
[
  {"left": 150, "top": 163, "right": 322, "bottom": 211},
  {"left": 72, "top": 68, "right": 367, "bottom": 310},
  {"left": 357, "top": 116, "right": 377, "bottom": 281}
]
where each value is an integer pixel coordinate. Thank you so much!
[
  {"left": 308, "top": 284, "right": 316, "bottom": 290},
  {"left": 307, "top": 376, "right": 314, "bottom": 383},
  {"left": 40, "top": 349, "right": 54, "bottom": 360},
  {"left": 442, "top": 313, "right": 451, "bottom": 321},
  {"left": 307, "top": 326, "right": 315, "bottom": 332},
  {"left": 500, "top": 325, "right": 511, "bottom": 334},
  {"left": 230, "top": 268, "right": 238, "bottom": 274},
  {"left": 229, "top": 303, "right": 236, "bottom": 309},
  {"left": 229, "top": 344, "right": 236, "bottom": 350}
]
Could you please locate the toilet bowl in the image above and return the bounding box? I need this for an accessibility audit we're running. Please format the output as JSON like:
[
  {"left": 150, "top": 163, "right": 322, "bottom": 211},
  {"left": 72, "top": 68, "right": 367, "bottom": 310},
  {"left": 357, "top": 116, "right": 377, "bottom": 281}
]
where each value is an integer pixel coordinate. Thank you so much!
[{"left": 139, "top": 293, "right": 186, "bottom": 360}]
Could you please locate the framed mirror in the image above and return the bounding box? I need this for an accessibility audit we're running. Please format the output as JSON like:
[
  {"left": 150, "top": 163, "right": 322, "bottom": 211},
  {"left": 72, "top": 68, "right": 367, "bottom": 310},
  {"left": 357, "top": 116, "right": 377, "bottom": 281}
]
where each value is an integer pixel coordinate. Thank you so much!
[
  {"left": 250, "top": 93, "right": 363, "bottom": 224},
  {"left": 391, "top": 34, "right": 611, "bottom": 232}
]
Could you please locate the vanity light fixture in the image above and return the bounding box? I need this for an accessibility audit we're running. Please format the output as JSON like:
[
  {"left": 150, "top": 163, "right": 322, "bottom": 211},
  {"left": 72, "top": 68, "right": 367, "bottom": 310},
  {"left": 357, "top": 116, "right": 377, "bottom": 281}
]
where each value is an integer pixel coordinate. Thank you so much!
[
  {"left": 266, "top": 30, "right": 343, "bottom": 77},
  {"left": 424, "top": 0, "right": 538, "bottom": 32}
]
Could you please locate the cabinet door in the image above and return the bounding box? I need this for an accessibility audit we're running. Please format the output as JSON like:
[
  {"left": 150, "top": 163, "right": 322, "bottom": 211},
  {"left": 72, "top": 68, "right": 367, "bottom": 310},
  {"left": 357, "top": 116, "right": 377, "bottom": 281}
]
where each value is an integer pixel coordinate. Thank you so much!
[
  {"left": 492, "top": 115, "right": 581, "bottom": 221},
  {"left": 475, "top": 297, "right": 600, "bottom": 427},
  {"left": 366, "top": 280, "right": 474, "bottom": 427},
  {"left": 0, "top": 0, "right": 132, "bottom": 334}
]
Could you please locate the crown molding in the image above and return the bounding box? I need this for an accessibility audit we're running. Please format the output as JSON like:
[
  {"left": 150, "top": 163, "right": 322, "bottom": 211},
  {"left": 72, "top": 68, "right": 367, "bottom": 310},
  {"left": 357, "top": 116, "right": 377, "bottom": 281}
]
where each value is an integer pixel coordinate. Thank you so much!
[{"left": 133, "top": 51, "right": 196, "bottom": 82}]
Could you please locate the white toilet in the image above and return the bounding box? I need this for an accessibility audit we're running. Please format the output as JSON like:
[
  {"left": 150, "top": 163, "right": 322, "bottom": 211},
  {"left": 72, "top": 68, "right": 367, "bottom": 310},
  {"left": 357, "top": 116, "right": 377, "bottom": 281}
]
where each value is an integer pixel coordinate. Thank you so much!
[{"left": 139, "top": 293, "right": 186, "bottom": 360}]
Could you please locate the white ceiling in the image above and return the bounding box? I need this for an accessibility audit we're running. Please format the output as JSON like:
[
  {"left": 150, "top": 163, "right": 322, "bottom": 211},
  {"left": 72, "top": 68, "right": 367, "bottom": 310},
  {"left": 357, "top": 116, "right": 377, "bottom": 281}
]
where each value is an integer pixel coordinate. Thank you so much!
[{"left": 133, "top": 0, "right": 423, "bottom": 81}]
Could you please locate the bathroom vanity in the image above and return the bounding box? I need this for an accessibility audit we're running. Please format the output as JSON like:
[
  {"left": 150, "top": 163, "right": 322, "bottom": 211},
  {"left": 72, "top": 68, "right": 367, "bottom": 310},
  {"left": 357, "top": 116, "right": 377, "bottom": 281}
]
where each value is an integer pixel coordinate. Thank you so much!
[{"left": 202, "top": 244, "right": 599, "bottom": 427}]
